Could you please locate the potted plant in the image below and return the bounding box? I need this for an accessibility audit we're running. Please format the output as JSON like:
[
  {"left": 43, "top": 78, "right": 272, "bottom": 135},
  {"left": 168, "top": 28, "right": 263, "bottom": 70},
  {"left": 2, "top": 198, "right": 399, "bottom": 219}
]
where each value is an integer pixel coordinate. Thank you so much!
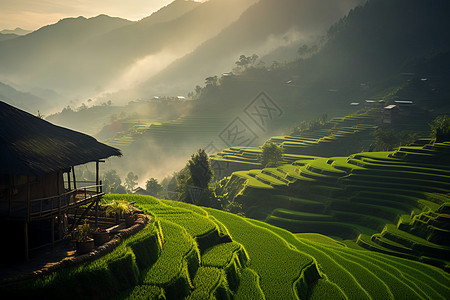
[
  {"left": 73, "top": 221, "right": 94, "bottom": 255},
  {"left": 92, "top": 227, "right": 110, "bottom": 247},
  {"left": 106, "top": 199, "right": 134, "bottom": 226}
]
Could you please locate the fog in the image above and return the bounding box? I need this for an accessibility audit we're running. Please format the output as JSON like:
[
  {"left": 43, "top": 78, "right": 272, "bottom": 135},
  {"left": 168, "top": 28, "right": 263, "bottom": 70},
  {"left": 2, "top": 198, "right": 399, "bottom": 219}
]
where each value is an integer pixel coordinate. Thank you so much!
[{"left": 0, "top": 0, "right": 368, "bottom": 186}]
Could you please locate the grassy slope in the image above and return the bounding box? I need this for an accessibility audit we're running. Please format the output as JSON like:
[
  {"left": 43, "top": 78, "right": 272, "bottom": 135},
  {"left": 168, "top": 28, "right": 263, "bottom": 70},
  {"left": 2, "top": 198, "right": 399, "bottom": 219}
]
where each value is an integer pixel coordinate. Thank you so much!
[
  {"left": 209, "top": 209, "right": 450, "bottom": 299},
  {"left": 204, "top": 207, "right": 450, "bottom": 299},
  {"left": 3, "top": 194, "right": 450, "bottom": 299}
]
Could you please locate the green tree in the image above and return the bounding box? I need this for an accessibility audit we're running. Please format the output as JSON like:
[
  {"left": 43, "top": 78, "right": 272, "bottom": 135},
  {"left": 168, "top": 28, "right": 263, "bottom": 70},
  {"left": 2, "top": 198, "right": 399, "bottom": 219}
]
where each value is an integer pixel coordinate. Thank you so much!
[
  {"left": 430, "top": 115, "right": 450, "bottom": 143},
  {"left": 175, "top": 167, "right": 193, "bottom": 203},
  {"left": 124, "top": 171, "right": 138, "bottom": 193},
  {"left": 187, "top": 149, "right": 214, "bottom": 189},
  {"left": 372, "top": 128, "right": 418, "bottom": 151},
  {"left": 103, "top": 170, "right": 126, "bottom": 194},
  {"left": 145, "top": 178, "right": 163, "bottom": 197},
  {"left": 173, "top": 149, "right": 214, "bottom": 205},
  {"left": 260, "top": 142, "right": 283, "bottom": 167}
]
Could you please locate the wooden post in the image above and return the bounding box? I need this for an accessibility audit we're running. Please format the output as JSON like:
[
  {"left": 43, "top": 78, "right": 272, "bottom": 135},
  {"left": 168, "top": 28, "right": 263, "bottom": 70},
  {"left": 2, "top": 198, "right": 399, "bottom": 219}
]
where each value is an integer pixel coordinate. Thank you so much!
[
  {"left": 51, "top": 216, "right": 55, "bottom": 249},
  {"left": 95, "top": 161, "right": 100, "bottom": 228},
  {"left": 24, "top": 221, "right": 29, "bottom": 261},
  {"left": 95, "top": 198, "right": 99, "bottom": 228},
  {"left": 72, "top": 166, "right": 77, "bottom": 190},
  {"left": 67, "top": 170, "right": 71, "bottom": 191},
  {"left": 57, "top": 171, "right": 61, "bottom": 215},
  {"left": 8, "top": 175, "right": 11, "bottom": 217},
  {"left": 96, "top": 161, "right": 100, "bottom": 194},
  {"left": 27, "top": 176, "right": 31, "bottom": 221}
]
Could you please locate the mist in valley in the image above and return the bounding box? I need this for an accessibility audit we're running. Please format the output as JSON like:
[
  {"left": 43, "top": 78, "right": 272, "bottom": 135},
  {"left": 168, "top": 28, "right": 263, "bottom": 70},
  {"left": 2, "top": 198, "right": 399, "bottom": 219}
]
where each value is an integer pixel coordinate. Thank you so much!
[{"left": 2, "top": 0, "right": 449, "bottom": 191}]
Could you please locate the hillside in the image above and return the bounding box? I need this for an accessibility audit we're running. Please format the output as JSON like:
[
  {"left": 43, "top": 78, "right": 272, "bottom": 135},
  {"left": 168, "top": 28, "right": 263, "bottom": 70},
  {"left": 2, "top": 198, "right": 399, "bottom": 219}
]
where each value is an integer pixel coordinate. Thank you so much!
[
  {"left": 135, "top": 0, "right": 363, "bottom": 97},
  {"left": 0, "top": 14, "right": 132, "bottom": 98},
  {"left": 0, "top": 0, "right": 257, "bottom": 105},
  {"left": 0, "top": 33, "right": 18, "bottom": 42},
  {"left": 2, "top": 194, "right": 449, "bottom": 299},
  {"left": 0, "top": 82, "right": 49, "bottom": 114}
]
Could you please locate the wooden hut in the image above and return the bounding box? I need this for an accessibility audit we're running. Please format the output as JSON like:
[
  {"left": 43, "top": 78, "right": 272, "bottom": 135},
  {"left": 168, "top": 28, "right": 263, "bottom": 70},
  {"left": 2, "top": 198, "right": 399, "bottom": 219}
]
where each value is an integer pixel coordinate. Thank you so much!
[{"left": 0, "top": 101, "right": 121, "bottom": 263}]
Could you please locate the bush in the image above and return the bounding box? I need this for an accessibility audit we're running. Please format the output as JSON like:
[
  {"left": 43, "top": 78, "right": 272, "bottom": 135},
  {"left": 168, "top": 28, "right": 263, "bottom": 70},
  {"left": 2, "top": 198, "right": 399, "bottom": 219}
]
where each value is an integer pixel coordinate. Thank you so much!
[
  {"left": 259, "top": 142, "right": 283, "bottom": 167},
  {"left": 430, "top": 115, "right": 450, "bottom": 142}
]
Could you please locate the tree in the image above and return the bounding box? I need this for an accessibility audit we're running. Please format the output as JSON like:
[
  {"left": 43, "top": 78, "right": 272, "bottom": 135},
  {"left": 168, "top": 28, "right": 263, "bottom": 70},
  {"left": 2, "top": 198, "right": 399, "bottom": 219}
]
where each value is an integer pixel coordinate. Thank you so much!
[
  {"left": 124, "top": 171, "right": 138, "bottom": 193},
  {"left": 260, "top": 142, "right": 283, "bottom": 167},
  {"left": 187, "top": 149, "right": 214, "bottom": 189},
  {"left": 195, "top": 85, "right": 202, "bottom": 95},
  {"left": 297, "top": 44, "right": 309, "bottom": 56},
  {"left": 205, "top": 76, "right": 218, "bottom": 87},
  {"left": 145, "top": 178, "right": 163, "bottom": 197},
  {"left": 372, "top": 128, "right": 418, "bottom": 151},
  {"left": 235, "top": 54, "right": 259, "bottom": 71},
  {"left": 103, "top": 170, "right": 126, "bottom": 194},
  {"left": 430, "top": 115, "right": 450, "bottom": 143},
  {"left": 172, "top": 149, "right": 214, "bottom": 204}
]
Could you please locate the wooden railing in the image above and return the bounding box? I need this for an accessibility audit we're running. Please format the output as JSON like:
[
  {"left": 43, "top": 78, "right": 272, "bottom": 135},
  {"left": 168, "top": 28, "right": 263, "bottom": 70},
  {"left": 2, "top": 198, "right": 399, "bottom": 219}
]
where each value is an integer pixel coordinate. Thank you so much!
[{"left": 29, "top": 183, "right": 103, "bottom": 220}]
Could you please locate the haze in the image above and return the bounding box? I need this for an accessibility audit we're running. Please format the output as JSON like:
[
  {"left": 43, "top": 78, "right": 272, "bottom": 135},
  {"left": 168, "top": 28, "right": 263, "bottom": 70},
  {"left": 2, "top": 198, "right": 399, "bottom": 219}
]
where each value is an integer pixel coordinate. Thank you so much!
[{"left": 0, "top": 0, "right": 178, "bottom": 30}]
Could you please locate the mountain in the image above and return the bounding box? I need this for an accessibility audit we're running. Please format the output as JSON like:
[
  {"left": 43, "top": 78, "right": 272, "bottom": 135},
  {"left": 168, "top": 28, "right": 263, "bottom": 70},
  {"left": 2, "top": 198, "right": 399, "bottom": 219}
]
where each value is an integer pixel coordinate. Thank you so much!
[
  {"left": 0, "top": 0, "right": 258, "bottom": 106},
  {"left": 0, "top": 33, "right": 18, "bottom": 42},
  {"left": 133, "top": 0, "right": 363, "bottom": 97},
  {"left": 300, "top": 0, "right": 450, "bottom": 91},
  {"left": 189, "top": 0, "right": 450, "bottom": 119},
  {"left": 0, "top": 28, "right": 31, "bottom": 35},
  {"left": 0, "top": 82, "right": 49, "bottom": 114},
  {"left": 0, "top": 15, "right": 133, "bottom": 98}
]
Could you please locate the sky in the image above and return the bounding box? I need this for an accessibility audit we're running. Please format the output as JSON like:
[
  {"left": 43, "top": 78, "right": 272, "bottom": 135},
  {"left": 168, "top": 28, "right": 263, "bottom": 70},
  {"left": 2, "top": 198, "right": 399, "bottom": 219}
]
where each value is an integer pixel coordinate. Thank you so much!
[{"left": 0, "top": 0, "right": 177, "bottom": 31}]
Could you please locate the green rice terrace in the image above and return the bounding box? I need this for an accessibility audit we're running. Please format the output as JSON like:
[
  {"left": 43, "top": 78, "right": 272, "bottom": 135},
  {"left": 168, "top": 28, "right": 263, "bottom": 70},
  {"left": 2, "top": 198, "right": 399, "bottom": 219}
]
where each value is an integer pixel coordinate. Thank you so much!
[
  {"left": 104, "top": 119, "right": 161, "bottom": 149},
  {"left": 114, "top": 115, "right": 231, "bottom": 151},
  {"left": 2, "top": 194, "right": 449, "bottom": 299},
  {"left": 215, "top": 141, "right": 450, "bottom": 271},
  {"left": 210, "top": 108, "right": 384, "bottom": 178},
  {"left": 101, "top": 114, "right": 232, "bottom": 151},
  {"left": 210, "top": 106, "right": 433, "bottom": 179}
]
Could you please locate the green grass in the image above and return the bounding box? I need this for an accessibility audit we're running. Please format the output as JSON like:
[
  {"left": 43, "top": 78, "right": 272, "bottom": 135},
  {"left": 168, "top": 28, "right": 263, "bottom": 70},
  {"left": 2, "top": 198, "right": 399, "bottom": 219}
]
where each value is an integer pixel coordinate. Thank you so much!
[
  {"left": 248, "top": 218, "right": 450, "bottom": 299},
  {"left": 205, "top": 208, "right": 317, "bottom": 300},
  {"left": 4, "top": 191, "right": 450, "bottom": 299}
]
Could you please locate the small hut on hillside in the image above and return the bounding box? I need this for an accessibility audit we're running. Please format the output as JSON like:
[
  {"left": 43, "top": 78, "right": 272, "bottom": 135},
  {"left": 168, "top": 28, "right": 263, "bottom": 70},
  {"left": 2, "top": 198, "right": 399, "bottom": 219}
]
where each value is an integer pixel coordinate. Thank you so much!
[{"left": 0, "top": 101, "right": 121, "bottom": 263}]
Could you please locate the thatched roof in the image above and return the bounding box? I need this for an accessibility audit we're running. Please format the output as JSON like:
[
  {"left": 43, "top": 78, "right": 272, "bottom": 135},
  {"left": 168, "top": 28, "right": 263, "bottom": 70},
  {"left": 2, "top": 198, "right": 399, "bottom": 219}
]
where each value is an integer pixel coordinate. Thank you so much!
[{"left": 0, "top": 101, "right": 121, "bottom": 176}]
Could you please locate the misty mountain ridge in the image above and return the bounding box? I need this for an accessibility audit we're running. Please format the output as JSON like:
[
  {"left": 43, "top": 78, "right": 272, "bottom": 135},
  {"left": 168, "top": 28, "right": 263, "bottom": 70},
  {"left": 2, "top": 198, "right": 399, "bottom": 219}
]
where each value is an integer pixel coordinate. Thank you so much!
[
  {"left": 131, "top": 0, "right": 363, "bottom": 99},
  {"left": 0, "top": 0, "right": 258, "bottom": 112},
  {"left": 41, "top": 0, "right": 450, "bottom": 184},
  {"left": 0, "top": 81, "right": 48, "bottom": 114},
  {"left": 0, "top": 33, "right": 19, "bottom": 42},
  {"left": 0, "top": 28, "right": 31, "bottom": 35}
]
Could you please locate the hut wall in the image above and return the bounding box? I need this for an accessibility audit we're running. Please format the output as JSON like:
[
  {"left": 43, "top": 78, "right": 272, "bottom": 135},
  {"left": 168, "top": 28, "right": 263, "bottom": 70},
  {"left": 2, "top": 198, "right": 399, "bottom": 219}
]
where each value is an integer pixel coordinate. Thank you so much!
[{"left": 0, "top": 172, "right": 64, "bottom": 218}]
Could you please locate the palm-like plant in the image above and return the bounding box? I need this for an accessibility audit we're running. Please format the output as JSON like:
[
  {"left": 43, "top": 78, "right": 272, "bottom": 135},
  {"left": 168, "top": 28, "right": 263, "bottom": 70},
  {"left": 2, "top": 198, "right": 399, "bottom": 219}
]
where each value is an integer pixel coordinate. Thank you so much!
[{"left": 105, "top": 200, "right": 131, "bottom": 224}]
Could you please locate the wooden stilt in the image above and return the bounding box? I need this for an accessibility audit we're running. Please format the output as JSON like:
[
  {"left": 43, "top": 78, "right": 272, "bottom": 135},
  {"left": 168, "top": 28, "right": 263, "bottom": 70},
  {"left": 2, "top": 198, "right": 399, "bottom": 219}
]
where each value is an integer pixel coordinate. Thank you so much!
[
  {"left": 95, "top": 198, "right": 99, "bottom": 228},
  {"left": 72, "top": 166, "right": 77, "bottom": 190},
  {"left": 67, "top": 170, "right": 71, "bottom": 191},
  {"left": 95, "top": 160, "right": 100, "bottom": 228},
  {"left": 96, "top": 161, "right": 99, "bottom": 194},
  {"left": 24, "top": 221, "right": 29, "bottom": 261},
  {"left": 8, "top": 175, "right": 11, "bottom": 217},
  {"left": 51, "top": 216, "right": 55, "bottom": 249}
]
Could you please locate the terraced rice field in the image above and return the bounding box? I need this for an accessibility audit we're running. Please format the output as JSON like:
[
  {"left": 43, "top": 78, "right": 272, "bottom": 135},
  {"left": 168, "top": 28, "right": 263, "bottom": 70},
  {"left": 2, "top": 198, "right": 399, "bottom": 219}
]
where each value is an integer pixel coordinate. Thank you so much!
[
  {"left": 105, "top": 115, "right": 230, "bottom": 151},
  {"left": 210, "top": 109, "right": 381, "bottom": 178},
  {"left": 138, "top": 115, "right": 230, "bottom": 150},
  {"left": 4, "top": 195, "right": 449, "bottom": 299},
  {"left": 104, "top": 119, "right": 160, "bottom": 148},
  {"left": 217, "top": 142, "right": 450, "bottom": 269}
]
